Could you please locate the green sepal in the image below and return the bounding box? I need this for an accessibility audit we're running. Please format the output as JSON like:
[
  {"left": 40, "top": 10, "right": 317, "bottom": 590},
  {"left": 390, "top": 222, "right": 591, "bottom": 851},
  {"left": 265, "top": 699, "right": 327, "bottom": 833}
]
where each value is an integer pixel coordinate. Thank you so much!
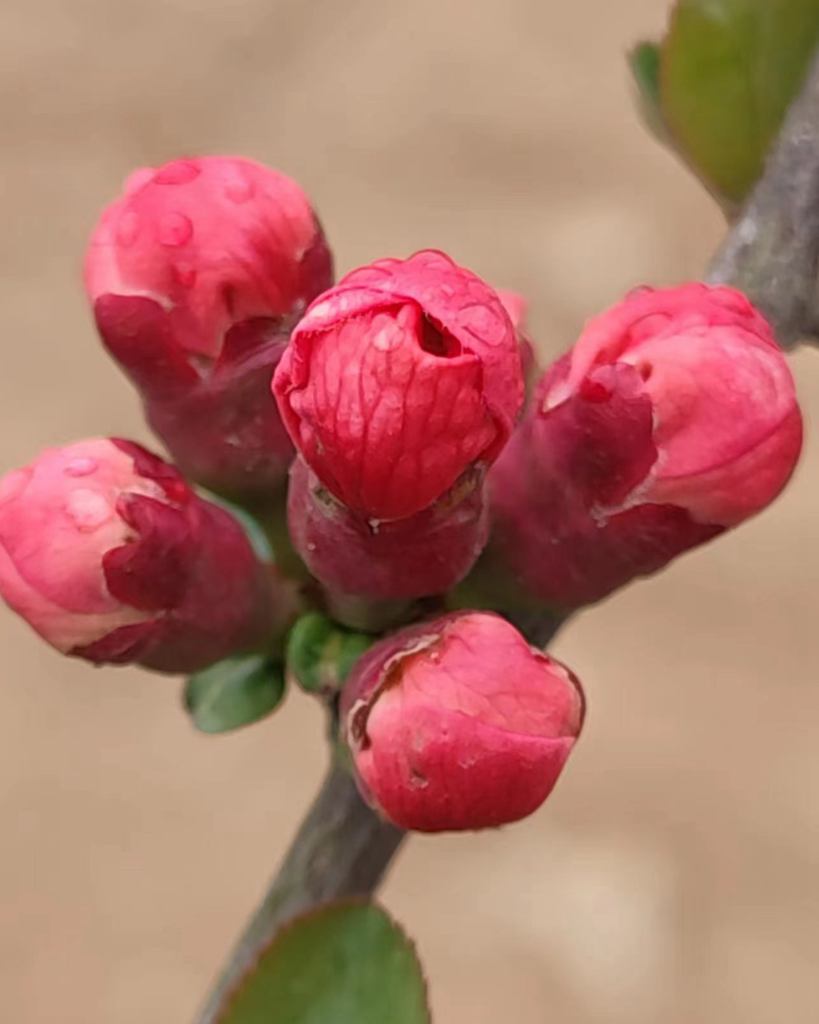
[{"left": 286, "top": 613, "right": 373, "bottom": 697}]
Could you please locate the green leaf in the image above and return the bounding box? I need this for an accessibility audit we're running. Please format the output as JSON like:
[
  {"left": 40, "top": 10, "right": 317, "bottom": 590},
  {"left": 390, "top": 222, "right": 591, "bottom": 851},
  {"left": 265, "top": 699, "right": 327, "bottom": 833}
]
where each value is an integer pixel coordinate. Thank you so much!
[
  {"left": 286, "top": 613, "right": 373, "bottom": 697},
  {"left": 661, "top": 0, "right": 819, "bottom": 204},
  {"left": 197, "top": 490, "right": 273, "bottom": 563},
  {"left": 219, "top": 902, "right": 431, "bottom": 1024},
  {"left": 629, "top": 41, "right": 668, "bottom": 140},
  {"left": 184, "top": 654, "right": 286, "bottom": 734}
]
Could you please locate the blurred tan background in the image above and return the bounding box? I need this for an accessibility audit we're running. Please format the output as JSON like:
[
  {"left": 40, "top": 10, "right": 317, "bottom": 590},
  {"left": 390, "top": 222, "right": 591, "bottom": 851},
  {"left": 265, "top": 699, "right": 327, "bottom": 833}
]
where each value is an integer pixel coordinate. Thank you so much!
[{"left": 1, "top": 1, "right": 818, "bottom": 1021}]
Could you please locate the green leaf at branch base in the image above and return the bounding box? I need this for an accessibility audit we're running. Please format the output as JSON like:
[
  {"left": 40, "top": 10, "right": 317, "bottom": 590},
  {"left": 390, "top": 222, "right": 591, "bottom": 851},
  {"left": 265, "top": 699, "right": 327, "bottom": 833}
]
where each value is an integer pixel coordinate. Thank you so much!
[
  {"left": 218, "top": 901, "right": 431, "bottom": 1024},
  {"left": 184, "top": 654, "right": 286, "bottom": 734},
  {"left": 629, "top": 41, "right": 668, "bottom": 142},
  {"left": 660, "top": 0, "right": 819, "bottom": 205}
]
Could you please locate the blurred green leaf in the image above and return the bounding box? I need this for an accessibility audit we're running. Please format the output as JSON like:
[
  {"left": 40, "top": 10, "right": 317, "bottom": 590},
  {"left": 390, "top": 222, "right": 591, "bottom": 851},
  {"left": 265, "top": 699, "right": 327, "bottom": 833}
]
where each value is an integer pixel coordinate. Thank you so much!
[
  {"left": 218, "top": 902, "right": 430, "bottom": 1024},
  {"left": 629, "top": 41, "right": 668, "bottom": 139},
  {"left": 185, "top": 654, "right": 285, "bottom": 734},
  {"left": 660, "top": 0, "right": 819, "bottom": 204},
  {"left": 287, "top": 613, "right": 373, "bottom": 697},
  {"left": 198, "top": 490, "right": 273, "bottom": 563}
]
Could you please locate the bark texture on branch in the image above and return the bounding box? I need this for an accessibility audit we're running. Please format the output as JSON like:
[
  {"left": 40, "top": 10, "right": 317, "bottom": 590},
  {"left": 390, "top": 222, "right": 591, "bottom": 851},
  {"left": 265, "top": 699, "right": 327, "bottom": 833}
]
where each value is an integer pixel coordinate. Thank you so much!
[
  {"left": 708, "top": 53, "right": 819, "bottom": 348},
  {"left": 195, "top": 763, "right": 404, "bottom": 1024}
]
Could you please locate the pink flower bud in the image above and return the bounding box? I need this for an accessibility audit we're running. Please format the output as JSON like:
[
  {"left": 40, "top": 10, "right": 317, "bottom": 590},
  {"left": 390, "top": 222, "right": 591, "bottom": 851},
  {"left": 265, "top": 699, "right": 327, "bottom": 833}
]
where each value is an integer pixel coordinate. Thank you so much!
[
  {"left": 341, "top": 612, "right": 584, "bottom": 832},
  {"left": 273, "top": 250, "right": 524, "bottom": 519},
  {"left": 496, "top": 288, "right": 537, "bottom": 384},
  {"left": 0, "top": 439, "right": 276, "bottom": 672},
  {"left": 85, "top": 157, "right": 333, "bottom": 499},
  {"left": 288, "top": 456, "right": 488, "bottom": 605},
  {"left": 490, "top": 284, "right": 803, "bottom": 608}
]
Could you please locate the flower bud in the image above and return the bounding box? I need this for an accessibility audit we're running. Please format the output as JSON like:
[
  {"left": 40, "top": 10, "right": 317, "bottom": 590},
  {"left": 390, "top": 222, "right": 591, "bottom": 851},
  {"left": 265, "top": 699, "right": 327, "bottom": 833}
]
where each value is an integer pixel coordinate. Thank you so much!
[
  {"left": 288, "top": 456, "right": 488, "bottom": 609},
  {"left": 0, "top": 439, "right": 278, "bottom": 672},
  {"left": 496, "top": 288, "right": 537, "bottom": 385},
  {"left": 85, "top": 156, "right": 333, "bottom": 499},
  {"left": 341, "top": 611, "right": 584, "bottom": 832},
  {"left": 490, "top": 284, "right": 803, "bottom": 608},
  {"left": 273, "top": 250, "right": 523, "bottom": 520}
]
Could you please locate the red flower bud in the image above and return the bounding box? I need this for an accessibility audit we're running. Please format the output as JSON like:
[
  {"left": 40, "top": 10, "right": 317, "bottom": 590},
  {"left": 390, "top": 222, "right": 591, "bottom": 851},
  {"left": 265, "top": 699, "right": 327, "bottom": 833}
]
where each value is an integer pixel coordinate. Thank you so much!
[
  {"left": 85, "top": 157, "right": 333, "bottom": 499},
  {"left": 341, "top": 611, "right": 584, "bottom": 832},
  {"left": 288, "top": 456, "right": 488, "bottom": 604},
  {"left": 496, "top": 288, "right": 537, "bottom": 384},
  {"left": 490, "top": 284, "right": 803, "bottom": 607},
  {"left": 273, "top": 250, "right": 523, "bottom": 519},
  {"left": 0, "top": 439, "right": 277, "bottom": 672}
]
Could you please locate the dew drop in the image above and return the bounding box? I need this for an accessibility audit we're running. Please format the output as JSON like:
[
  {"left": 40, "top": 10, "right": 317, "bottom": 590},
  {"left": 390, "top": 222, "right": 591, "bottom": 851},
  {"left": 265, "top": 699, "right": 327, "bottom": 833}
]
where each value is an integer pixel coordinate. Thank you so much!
[
  {"left": 154, "top": 159, "right": 201, "bottom": 186},
  {"left": 122, "top": 167, "right": 155, "bottom": 196},
  {"left": 64, "top": 458, "right": 98, "bottom": 478},
  {"left": 224, "top": 173, "right": 255, "bottom": 204},
  {"left": 372, "top": 327, "right": 398, "bottom": 351},
  {"left": 0, "top": 469, "right": 29, "bottom": 503},
  {"left": 65, "top": 490, "right": 113, "bottom": 532},
  {"left": 173, "top": 264, "right": 197, "bottom": 289},
  {"left": 159, "top": 212, "right": 193, "bottom": 247},
  {"left": 116, "top": 211, "right": 140, "bottom": 247}
]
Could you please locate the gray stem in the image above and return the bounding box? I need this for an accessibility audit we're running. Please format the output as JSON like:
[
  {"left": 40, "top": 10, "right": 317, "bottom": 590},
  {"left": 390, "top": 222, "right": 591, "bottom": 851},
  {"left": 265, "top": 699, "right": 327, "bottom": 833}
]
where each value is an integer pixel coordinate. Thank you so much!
[
  {"left": 194, "top": 763, "right": 404, "bottom": 1024},
  {"left": 708, "top": 52, "right": 819, "bottom": 346}
]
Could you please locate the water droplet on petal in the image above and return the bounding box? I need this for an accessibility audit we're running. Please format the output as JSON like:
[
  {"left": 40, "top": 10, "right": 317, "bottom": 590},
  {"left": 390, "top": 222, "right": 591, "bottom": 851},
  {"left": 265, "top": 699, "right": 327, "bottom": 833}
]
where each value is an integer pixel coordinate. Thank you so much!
[
  {"left": 154, "top": 159, "right": 201, "bottom": 186},
  {"left": 66, "top": 489, "right": 114, "bottom": 532},
  {"left": 116, "top": 211, "right": 140, "bottom": 247},
  {"left": 64, "top": 458, "right": 98, "bottom": 478},
  {"left": 224, "top": 173, "right": 255, "bottom": 204},
  {"left": 172, "top": 264, "right": 197, "bottom": 289},
  {"left": 122, "top": 167, "right": 155, "bottom": 195},
  {"left": 159, "top": 213, "right": 193, "bottom": 247},
  {"left": 373, "top": 326, "right": 399, "bottom": 352},
  {"left": 0, "top": 469, "right": 30, "bottom": 503}
]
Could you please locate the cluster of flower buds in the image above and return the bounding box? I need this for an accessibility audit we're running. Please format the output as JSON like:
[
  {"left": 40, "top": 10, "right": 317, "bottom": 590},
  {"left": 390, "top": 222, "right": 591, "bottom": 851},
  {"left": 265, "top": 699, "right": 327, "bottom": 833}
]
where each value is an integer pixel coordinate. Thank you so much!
[
  {"left": 0, "top": 151, "right": 806, "bottom": 836},
  {"left": 488, "top": 284, "right": 803, "bottom": 609}
]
